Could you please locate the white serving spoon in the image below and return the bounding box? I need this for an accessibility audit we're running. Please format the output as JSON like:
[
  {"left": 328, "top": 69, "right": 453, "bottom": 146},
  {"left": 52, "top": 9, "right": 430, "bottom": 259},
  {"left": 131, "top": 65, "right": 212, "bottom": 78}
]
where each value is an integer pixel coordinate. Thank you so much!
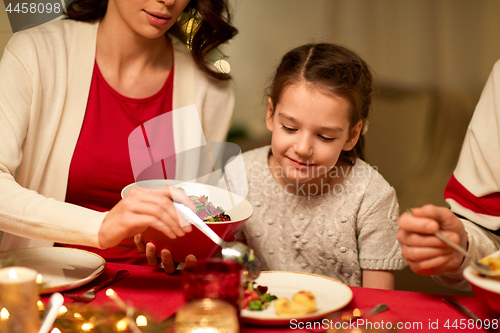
[{"left": 174, "top": 202, "right": 260, "bottom": 280}]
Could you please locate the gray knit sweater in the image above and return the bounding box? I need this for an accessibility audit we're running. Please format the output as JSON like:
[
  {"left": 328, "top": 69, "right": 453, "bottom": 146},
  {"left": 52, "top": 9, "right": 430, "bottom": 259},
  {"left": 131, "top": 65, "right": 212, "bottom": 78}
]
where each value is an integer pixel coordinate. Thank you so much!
[{"left": 223, "top": 146, "right": 406, "bottom": 286}]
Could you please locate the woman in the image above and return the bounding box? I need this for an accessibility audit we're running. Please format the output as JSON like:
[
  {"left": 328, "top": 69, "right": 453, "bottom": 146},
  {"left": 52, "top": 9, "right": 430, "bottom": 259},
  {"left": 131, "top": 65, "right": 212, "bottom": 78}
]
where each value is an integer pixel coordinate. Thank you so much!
[{"left": 0, "top": 0, "right": 237, "bottom": 264}]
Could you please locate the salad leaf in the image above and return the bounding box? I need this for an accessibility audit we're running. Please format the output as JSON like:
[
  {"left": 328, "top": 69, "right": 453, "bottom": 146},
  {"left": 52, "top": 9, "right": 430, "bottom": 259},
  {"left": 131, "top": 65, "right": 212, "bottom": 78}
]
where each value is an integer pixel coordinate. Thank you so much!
[
  {"left": 248, "top": 300, "right": 263, "bottom": 311},
  {"left": 243, "top": 282, "right": 277, "bottom": 311},
  {"left": 188, "top": 194, "right": 231, "bottom": 222},
  {"left": 260, "top": 293, "right": 277, "bottom": 303}
]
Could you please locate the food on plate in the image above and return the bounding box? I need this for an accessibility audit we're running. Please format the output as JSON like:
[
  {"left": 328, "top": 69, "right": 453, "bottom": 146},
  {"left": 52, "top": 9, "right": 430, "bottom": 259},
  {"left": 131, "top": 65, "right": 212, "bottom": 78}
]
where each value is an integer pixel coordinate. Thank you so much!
[
  {"left": 274, "top": 291, "right": 317, "bottom": 318},
  {"left": 242, "top": 282, "right": 277, "bottom": 311},
  {"left": 274, "top": 298, "right": 309, "bottom": 318},
  {"left": 292, "top": 291, "right": 317, "bottom": 313},
  {"left": 479, "top": 253, "right": 500, "bottom": 280},
  {"left": 189, "top": 194, "right": 231, "bottom": 222}
]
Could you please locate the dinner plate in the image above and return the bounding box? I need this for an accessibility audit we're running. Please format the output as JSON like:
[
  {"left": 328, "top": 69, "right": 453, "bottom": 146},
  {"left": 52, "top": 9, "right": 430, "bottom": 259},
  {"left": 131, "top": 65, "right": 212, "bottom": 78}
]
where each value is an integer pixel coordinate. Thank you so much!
[
  {"left": 241, "top": 271, "right": 353, "bottom": 326},
  {"left": 0, "top": 247, "right": 106, "bottom": 294}
]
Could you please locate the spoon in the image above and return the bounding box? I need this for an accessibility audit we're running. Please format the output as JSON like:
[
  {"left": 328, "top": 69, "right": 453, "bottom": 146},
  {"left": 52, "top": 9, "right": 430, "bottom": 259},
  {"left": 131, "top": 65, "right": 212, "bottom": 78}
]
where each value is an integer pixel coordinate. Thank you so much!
[
  {"left": 406, "top": 209, "right": 499, "bottom": 277},
  {"left": 174, "top": 202, "right": 261, "bottom": 280}
]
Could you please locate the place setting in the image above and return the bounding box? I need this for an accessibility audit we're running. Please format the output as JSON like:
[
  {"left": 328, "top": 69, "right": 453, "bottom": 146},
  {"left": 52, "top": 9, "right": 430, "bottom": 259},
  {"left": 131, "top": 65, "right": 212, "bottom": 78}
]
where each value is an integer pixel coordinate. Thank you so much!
[
  {"left": 1, "top": 180, "right": 500, "bottom": 333},
  {"left": 0, "top": 247, "right": 106, "bottom": 295}
]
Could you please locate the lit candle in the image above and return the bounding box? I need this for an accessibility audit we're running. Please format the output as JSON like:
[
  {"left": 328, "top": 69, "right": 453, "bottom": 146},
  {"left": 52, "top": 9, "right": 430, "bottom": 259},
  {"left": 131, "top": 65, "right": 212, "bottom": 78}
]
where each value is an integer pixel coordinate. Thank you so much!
[
  {"left": 106, "top": 289, "right": 141, "bottom": 333},
  {"left": 0, "top": 267, "right": 40, "bottom": 333},
  {"left": 175, "top": 299, "right": 238, "bottom": 333},
  {"left": 105, "top": 289, "right": 127, "bottom": 310}
]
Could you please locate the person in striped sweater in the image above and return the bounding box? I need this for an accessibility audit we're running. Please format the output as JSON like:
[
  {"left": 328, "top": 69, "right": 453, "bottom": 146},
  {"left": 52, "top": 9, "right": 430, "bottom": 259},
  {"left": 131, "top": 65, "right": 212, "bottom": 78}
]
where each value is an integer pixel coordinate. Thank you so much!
[{"left": 398, "top": 59, "right": 500, "bottom": 290}]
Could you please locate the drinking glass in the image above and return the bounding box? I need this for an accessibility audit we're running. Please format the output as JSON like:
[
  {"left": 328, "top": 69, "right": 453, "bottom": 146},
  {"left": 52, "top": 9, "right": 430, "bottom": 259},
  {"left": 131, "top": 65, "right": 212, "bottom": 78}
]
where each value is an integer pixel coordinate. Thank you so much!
[{"left": 181, "top": 259, "right": 243, "bottom": 311}]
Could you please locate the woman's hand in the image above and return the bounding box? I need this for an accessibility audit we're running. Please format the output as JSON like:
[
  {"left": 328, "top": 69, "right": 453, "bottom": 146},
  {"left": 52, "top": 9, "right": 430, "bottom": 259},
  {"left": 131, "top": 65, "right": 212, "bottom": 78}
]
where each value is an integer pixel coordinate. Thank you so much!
[
  {"left": 98, "top": 186, "right": 195, "bottom": 249},
  {"left": 134, "top": 235, "right": 197, "bottom": 273},
  {"left": 397, "top": 205, "right": 468, "bottom": 276}
]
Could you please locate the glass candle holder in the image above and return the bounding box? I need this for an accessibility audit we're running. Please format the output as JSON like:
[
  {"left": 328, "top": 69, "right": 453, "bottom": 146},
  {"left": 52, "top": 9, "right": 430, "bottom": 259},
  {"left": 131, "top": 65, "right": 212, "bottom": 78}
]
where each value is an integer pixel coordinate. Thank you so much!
[
  {"left": 181, "top": 259, "right": 243, "bottom": 312},
  {"left": 0, "top": 266, "right": 40, "bottom": 333},
  {"left": 175, "top": 299, "right": 239, "bottom": 333}
]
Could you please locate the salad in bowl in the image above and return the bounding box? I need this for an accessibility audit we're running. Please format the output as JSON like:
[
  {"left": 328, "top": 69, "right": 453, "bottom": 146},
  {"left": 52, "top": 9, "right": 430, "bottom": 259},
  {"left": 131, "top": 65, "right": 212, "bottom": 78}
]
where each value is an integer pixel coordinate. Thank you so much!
[{"left": 121, "top": 180, "right": 253, "bottom": 262}]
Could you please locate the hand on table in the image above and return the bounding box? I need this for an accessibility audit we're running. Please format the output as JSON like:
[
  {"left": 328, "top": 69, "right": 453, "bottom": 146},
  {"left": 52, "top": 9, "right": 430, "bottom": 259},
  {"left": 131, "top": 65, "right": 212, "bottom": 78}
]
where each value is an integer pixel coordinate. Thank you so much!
[
  {"left": 98, "top": 186, "right": 195, "bottom": 249},
  {"left": 134, "top": 235, "right": 197, "bottom": 274},
  {"left": 397, "top": 204, "right": 468, "bottom": 276}
]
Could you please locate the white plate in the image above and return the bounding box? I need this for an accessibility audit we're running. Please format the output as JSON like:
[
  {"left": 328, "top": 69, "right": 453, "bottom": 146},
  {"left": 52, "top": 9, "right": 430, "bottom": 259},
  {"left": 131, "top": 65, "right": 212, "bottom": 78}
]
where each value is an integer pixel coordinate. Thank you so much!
[
  {"left": 241, "top": 271, "right": 353, "bottom": 326},
  {"left": 464, "top": 249, "right": 500, "bottom": 293},
  {"left": 0, "top": 247, "right": 106, "bottom": 294}
]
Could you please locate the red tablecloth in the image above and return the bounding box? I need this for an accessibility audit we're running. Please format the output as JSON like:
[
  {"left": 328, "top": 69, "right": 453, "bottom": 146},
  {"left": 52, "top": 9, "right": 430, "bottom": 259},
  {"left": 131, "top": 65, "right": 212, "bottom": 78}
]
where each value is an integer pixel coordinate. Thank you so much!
[{"left": 44, "top": 262, "right": 499, "bottom": 332}]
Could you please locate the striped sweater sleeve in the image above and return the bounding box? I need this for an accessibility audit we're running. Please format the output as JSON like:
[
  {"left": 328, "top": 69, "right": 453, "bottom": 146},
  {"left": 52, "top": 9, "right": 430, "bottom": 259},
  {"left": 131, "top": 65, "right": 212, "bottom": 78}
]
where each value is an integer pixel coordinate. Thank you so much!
[{"left": 433, "top": 60, "right": 500, "bottom": 290}]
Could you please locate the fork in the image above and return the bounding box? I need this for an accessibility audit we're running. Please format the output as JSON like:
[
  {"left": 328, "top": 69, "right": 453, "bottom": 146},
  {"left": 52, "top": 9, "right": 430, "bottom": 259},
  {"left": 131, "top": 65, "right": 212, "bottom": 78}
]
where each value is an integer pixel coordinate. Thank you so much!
[{"left": 65, "top": 270, "right": 129, "bottom": 302}]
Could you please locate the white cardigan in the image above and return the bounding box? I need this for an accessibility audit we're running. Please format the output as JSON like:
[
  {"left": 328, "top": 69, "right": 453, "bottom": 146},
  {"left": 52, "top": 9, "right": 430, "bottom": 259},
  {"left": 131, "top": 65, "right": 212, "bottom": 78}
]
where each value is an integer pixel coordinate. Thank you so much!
[{"left": 0, "top": 19, "right": 234, "bottom": 250}]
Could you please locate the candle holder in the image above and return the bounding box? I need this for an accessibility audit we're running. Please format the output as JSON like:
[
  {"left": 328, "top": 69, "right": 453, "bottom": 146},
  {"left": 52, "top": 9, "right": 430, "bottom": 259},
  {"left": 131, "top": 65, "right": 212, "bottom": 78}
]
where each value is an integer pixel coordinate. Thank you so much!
[
  {"left": 181, "top": 259, "right": 243, "bottom": 312},
  {"left": 0, "top": 266, "right": 40, "bottom": 333},
  {"left": 175, "top": 298, "right": 239, "bottom": 333}
]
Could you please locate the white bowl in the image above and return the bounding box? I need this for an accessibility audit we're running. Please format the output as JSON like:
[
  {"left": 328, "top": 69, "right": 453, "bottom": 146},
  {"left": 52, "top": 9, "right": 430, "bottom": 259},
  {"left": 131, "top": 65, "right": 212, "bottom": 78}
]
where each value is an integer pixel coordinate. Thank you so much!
[{"left": 463, "top": 249, "right": 500, "bottom": 313}]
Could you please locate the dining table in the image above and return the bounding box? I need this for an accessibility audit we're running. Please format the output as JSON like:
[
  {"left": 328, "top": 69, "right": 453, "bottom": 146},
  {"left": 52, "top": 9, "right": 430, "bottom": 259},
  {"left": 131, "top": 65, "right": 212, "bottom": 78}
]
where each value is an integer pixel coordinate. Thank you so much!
[{"left": 41, "top": 262, "right": 499, "bottom": 333}]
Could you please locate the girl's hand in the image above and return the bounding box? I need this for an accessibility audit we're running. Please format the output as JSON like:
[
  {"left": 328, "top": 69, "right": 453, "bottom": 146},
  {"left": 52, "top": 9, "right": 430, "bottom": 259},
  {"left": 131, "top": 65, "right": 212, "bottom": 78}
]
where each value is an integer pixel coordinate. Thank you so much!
[
  {"left": 362, "top": 270, "right": 394, "bottom": 289},
  {"left": 397, "top": 205, "right": 468, "bottom": 276},
  {"left": 134, "top": 235, "right": 197, "bottom": 273},
  {"left": 98, "top": 186, "right": 194, "bottom": 249}
]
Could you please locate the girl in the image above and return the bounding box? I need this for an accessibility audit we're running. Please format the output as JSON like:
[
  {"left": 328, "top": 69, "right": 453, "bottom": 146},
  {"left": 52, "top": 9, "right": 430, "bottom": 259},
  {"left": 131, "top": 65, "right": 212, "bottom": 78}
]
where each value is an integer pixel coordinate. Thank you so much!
[
  {"left": 0, "top": 0, "right": 236, "bottom": 263},
  {"left": 224, "top": 43, "right": 405, "bottom": 288}
]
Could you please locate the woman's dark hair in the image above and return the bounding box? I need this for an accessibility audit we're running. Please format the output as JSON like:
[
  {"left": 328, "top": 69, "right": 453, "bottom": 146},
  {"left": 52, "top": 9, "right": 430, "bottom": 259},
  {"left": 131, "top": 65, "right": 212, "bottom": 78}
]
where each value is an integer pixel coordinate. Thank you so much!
[
  {"left": 65, "top": 0, "right": 238, "bottom": 80},
  {"left": 268, "top": 43, "right": 372, "bottom": 163}
]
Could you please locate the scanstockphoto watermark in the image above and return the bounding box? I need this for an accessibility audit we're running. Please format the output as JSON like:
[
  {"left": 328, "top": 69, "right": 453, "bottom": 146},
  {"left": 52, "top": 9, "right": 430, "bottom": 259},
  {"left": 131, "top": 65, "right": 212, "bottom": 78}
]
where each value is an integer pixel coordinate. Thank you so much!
[
  {"left": 290, "top": 318, "right": 424, "bottom": 331},
  {"left": 248, "top": 162, "right": 379, "bottom": 199}
]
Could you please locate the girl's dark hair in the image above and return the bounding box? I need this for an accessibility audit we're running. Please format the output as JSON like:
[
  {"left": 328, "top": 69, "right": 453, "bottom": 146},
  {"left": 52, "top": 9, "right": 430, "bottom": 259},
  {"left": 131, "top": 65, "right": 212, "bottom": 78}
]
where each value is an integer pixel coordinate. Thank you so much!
[
  {"left": 65, "top": 0, "right": 237, "bottom": 80},
  {"left": 268, "top": 43, "right": 372, "bottom": 163}
]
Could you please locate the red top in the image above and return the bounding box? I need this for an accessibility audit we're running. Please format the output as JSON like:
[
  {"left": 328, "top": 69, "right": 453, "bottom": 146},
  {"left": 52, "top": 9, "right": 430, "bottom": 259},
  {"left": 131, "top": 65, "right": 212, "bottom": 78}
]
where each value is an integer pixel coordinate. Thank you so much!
[{"left": 63, "top": 62, "right": 175, "bottom": 264}]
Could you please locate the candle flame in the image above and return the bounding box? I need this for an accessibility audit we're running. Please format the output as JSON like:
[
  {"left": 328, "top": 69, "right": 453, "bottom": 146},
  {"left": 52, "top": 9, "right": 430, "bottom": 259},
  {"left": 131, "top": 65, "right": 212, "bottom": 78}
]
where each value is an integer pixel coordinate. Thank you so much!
[
  {"left": 1, "top": 308, "right": 9, "bottom": 319},
  {"left": 59, "top": 306, "right": 68, "bottom": 314},
  {"left": 36, "top": 274, "right": 43, "bottom": 284},
  {"left": 106, "top": 289, "right": 115, "bottom": 296},
  {"left": 136, "top": 315, "right": 147, "bottom": 327},
  {"left": 353, "top": 308, "right": 361, "bottom": 317},
  {"left": 82, "top": 323, "right": 94, "bottom": 331},
  {"left": 116, "top": 318, "right": 128, "bottom": 331},
  {"left": 190, "top": 328, "right": 219, "bottom": 333},
  {"left": 37, "top": 300, "right": 45, "bottom": 311},
  {"left": 51, "top": 328, "right": 61, "bottom": 333},
  {"left": 8, "top": 269, "right": 17, "bottom": 279}
]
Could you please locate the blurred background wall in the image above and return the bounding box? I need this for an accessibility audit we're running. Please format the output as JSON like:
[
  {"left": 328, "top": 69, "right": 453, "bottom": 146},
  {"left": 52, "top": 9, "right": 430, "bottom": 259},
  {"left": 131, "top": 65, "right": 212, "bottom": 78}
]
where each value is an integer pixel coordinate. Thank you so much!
[
  {"left": 0, "top": 2, "right": 10, "bottom": 49},
  {"left": 1, "top": 0, "right": 500, "bottom": 295},
  {"left": 224, "top": 0, "right": 500, "bottom": 296}
]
